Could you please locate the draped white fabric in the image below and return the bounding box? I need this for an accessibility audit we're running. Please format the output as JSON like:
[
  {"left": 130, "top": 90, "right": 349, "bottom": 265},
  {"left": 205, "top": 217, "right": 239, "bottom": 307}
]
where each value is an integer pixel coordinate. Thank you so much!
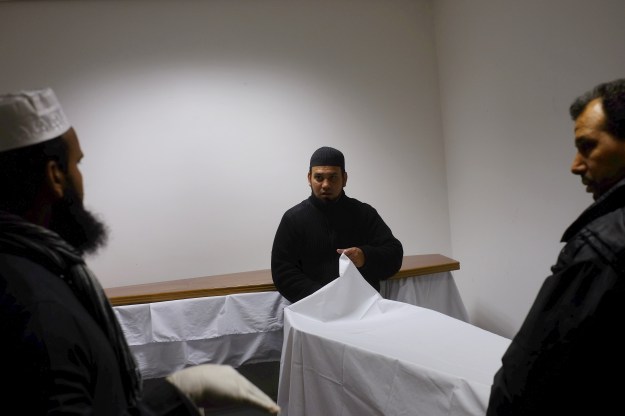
[
  {"left": 113, "top": 264, "right": 471, "bottom": 380},
  {"left": 114, "top": 292, "right": 290, "bottom": 379},
  {"left": 381, "top": 271, "right": 468, "bottom": 321},
  {"left": 278, "top": 255, "right": 510, "bottom": 415}
]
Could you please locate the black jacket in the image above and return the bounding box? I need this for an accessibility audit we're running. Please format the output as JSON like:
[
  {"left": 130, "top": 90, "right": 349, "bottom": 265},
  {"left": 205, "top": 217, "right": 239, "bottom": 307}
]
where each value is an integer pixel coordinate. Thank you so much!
[
  {"left": 0, "top": 252, "right": 198, "bottom": 415},
  {"left": 486, "top": 179, "right": 625, "bottom": 415},
  {"left": 271, "top": 192, "right": 403, "bottom": 303}
]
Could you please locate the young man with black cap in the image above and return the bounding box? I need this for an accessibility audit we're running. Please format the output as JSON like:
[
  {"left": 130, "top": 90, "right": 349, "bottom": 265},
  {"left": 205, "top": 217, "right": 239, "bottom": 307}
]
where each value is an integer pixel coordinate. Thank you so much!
[
  {"left": 0, "top": 88, "right": 279, "bottom": 415},
  {"left": 271, "top": 146, "right": 403, "bottom": 303}
]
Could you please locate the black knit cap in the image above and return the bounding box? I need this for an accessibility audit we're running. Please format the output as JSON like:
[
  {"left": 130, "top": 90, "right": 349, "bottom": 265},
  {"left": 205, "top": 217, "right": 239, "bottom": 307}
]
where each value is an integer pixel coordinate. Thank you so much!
[{"left": 309, "top": 146, "right": 345, "bottom": 171}]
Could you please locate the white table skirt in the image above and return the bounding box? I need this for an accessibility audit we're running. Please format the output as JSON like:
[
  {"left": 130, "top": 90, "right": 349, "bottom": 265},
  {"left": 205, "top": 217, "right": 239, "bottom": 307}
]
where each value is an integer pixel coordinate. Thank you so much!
[
  {"left": 381, "top": 271, "right": 468, "bottom": 321},
  {"left": 113, "top": 271, "right": 469, "bottom": 379},
  {"left": 278, "top": 256, "right": 509, "bottom": 416}
]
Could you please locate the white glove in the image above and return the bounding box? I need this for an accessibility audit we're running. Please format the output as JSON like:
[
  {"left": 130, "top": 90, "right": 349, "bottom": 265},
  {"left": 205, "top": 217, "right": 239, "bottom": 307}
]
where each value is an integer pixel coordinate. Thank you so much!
[{"left": 166, "top": 364, "right": 280, "bottom": 414}]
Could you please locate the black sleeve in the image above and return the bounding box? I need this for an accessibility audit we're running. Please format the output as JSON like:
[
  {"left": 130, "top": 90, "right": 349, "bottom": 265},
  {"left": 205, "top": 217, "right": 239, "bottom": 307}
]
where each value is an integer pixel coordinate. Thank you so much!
[
  {"left": 138, "top": 379, "right": 201, "bottom": 416},
  {"left": 486, "top": 259, "right": 624, "bottom": 415},
  {"left": 357, "top": 205, "right": 403, "bottom": 285},
  {"left": 271, "top": 212, "right": 323, "bottom": 303},
  {"left": 1, "top": 287, "right": 199, "bottom": 416}
]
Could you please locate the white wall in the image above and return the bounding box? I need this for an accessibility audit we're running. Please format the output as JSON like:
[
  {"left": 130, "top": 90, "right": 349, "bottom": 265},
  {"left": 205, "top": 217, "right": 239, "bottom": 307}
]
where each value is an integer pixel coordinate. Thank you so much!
[
  {"left": 434, "top": 0, "right": 625, "bottom": 337},
  {"left": 0, "top": 1, "right": 451, "bottom": 287}
]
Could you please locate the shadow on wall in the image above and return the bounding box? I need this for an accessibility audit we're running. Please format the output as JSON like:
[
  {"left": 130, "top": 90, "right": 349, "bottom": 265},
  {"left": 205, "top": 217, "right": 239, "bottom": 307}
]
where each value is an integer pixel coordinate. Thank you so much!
[{"left": 472, "top": 303, "right": 515, "bottom": 339}]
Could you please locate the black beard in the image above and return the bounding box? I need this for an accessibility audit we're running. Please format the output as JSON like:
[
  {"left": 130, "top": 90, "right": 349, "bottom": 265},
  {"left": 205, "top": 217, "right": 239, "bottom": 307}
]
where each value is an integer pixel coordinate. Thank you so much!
[{"left": 48, "top": 182, "right": 109, "bottom": 255}]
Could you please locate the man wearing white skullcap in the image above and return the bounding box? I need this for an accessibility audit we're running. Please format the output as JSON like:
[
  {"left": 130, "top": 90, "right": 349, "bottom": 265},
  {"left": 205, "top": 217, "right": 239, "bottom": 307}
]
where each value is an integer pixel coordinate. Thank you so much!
[
  {"left": 0, "top": 88, "right": 71, "bottom": 152},
  {"left": 0, "top": 88, "right": 279, "bottom": 415}
]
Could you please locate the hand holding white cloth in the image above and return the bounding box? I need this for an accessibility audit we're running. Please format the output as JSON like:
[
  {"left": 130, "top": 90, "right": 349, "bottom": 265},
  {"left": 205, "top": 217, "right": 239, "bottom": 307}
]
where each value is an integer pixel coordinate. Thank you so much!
[
  {"left": 166, "top": 364, "right": 280, "bottom": 414},
  {"left": 288, "top": 253, "right": 383, "bottom": 322}
]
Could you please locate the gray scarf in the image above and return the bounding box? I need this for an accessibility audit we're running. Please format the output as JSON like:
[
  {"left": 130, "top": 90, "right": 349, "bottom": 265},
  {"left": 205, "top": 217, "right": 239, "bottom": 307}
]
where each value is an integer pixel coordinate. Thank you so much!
[{"left": 0, "top": 210, "right": 142, "bottom": 407}]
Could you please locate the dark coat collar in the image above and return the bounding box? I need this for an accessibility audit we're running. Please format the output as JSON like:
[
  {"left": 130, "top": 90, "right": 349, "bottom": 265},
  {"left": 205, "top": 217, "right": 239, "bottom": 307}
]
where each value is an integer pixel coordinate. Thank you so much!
[{"left": 561, "top": 177, "right": 625, "bottom": 242}]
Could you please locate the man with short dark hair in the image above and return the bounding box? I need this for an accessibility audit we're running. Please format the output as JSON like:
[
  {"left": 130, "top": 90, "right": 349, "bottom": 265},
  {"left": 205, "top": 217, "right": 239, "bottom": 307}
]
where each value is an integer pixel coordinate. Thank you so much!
[
  {"left": 0, "top": 88, "right": 279, "bottom": 415},
  {"left": 487, "top": 78, "right": 625, "bottom": 415},
  {"left": 271, "top": 146, "right": 403, "bottom": 303}
]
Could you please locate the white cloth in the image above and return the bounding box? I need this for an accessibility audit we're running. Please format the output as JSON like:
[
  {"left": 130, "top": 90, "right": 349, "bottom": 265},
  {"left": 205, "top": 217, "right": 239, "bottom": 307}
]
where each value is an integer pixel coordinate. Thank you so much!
[
  {"left": 113, "top": 266, "right": 471, "bottom": 379},
  {"left": 278, "top": 254, "right": 510, "bottom": 416},
  {"left": 380, "top": 271, "right": 469, "bottom": 321},
  {"left": 114, "top": 292, "right": 290, "bottom": 379}
]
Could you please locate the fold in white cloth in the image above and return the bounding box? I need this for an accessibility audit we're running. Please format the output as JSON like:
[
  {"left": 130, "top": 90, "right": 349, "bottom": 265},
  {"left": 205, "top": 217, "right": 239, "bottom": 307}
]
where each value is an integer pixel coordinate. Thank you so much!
[
  {"left": 287, "top": 253, "right": 384, "bottom": 322},
  {"left": 278, "top": 254, "right": 510, "bottom": 416}
]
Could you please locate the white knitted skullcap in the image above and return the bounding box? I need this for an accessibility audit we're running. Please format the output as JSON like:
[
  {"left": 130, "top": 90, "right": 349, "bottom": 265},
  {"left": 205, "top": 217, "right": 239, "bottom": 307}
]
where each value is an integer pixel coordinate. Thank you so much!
[{"left": 0, "top": 88, "right": 71, "bottom": 152}]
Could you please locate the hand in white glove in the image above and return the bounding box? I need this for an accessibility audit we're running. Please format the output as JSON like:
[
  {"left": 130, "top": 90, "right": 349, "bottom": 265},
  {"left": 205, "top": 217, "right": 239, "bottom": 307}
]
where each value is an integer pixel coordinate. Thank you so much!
[{"left": 166, "top": 364, "right": 280, "bottom": 414}]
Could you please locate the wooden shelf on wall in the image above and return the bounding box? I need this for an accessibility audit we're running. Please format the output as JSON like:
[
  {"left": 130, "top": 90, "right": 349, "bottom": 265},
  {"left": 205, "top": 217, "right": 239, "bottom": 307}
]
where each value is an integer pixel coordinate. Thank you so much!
[{"left": 105, "top": 253, "right": 459, "bottom": 306}]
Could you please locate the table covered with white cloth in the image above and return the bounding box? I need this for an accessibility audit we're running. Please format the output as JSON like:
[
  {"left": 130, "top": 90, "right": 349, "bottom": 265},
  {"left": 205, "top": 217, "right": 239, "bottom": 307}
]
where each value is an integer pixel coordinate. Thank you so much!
[
  {"left": 278, "top": 255, "right": 510, "bottom": 415},
  {"left": 113, "top": 265, "right": 469, "bottom": 379}
]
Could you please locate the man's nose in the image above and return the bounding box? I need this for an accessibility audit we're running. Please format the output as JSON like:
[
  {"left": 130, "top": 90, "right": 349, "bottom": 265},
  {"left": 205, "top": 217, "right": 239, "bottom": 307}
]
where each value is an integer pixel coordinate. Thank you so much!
[{"left": 570, "top": 153, "right": 585, "bottom": 175}]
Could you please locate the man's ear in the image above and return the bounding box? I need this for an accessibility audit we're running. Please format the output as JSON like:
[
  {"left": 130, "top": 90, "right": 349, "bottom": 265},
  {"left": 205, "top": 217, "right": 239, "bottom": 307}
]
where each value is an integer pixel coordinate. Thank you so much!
[
  {"left": 45, "top": 160, "right": 66, "bottom": 199},
  {"left": 342, "top": 171, "right": 348, "bottom": 187}
]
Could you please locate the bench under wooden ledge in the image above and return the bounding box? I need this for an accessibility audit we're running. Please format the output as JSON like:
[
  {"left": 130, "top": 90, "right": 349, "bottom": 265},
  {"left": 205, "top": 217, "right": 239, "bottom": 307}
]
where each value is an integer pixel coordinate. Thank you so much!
[{"left": 105, "top": 253, "right": 459, "bottom": 307}]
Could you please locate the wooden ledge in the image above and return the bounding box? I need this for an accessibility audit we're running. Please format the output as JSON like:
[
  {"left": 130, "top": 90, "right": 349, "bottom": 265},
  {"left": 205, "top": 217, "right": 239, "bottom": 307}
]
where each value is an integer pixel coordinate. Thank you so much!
[{"left": 105, "top": 254, "right": 459, "bottom": 306}]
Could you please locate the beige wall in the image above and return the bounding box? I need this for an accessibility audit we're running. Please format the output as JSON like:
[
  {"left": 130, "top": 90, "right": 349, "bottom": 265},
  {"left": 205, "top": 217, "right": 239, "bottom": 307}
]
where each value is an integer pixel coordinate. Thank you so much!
[
  {"left": 0, "top": 0, "right": 451, "bottom": 291},
  {"left": 435, "top": 0, "right": 625, "bottom": 337}
]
